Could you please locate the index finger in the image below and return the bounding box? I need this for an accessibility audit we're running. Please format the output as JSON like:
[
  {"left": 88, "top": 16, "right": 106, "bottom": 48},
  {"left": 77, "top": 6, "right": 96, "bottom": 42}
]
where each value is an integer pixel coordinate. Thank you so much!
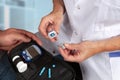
[
  {"left": 39, "top": 20, "right": 51, "bottom": 39},
  {"left": 58, "top": 47, "right": 76, "bottom": 62},
  {"left": 17, "top": 29, "right": 42, "bottom": 46}
]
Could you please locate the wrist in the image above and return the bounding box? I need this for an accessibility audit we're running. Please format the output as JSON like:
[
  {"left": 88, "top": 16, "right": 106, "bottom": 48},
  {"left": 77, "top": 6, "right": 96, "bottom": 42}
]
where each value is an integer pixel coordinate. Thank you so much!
[
  {"left": 101, "top": 36, "right": 120, "bottom": 51},
  {"left": 52, "top": 6, "right": 65, "bottom": 15},
  {"left": 52, "top": 0, "right": 65, "bottom": 15},
  {"left": 92, "top": 40, "right": 106, "bottom": 53}
]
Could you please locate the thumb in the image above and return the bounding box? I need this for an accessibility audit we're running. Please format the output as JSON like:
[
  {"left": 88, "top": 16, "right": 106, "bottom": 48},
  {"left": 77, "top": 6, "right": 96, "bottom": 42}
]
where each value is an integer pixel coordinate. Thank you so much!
[
  {"left": 54, "top": 24, "right": 60, "bottom": 34},
  {"left": 64, "top": 43, "right": 78, "bottom": 50}
]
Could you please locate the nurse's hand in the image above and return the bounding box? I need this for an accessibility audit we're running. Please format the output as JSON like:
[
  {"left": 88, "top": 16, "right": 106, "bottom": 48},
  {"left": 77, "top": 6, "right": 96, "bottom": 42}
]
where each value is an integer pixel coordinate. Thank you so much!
[
  {"left": 39, "top": 11, "right": 64, "bottom": 42},
  {"left": 59, "top": 41, "right": 104, "bottom": 63},
  {"left": 0, "top": 28, "right": 41, "bottom": 51}
]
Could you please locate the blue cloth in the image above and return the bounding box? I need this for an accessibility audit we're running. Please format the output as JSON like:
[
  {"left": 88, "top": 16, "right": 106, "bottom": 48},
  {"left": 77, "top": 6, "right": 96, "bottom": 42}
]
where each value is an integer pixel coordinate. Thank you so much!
[
  {"left": 109, "top": 51, "right": 120, "bottom": 57},
  {"left": 0, "top": 54, "right": 16, "bottom": 80}
]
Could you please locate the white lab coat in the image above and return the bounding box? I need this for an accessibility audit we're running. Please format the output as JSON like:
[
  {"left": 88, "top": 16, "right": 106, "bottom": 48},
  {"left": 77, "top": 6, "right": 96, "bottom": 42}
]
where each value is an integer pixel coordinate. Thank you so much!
[{"left": 36, "top": 0, "right": 120, "bottom": 80}]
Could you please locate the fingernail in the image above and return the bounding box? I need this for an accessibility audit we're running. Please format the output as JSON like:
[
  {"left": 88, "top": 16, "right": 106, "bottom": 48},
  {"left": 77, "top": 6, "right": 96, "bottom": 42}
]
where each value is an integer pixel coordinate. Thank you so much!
[
  {"left": 58, "top": 44, "right": 66, "bottom": 49},
  {"left": 26, "top": 38, "right": 31, "bottom": 42},
  {"left": 64, "top": 43, "right": 69, "bottom": 47}
]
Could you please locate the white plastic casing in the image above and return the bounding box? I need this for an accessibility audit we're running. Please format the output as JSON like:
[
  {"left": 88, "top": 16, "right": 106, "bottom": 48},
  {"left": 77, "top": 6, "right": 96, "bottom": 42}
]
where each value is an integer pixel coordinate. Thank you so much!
[
  {"left": 16, "top": 61, "right": 28, "bottom": 73},
  {"left": 48, "top": 31, "right": 57, "bottom": 38},
  {"left": 12, "top": 55, "right": 28, "bottom": 73}
]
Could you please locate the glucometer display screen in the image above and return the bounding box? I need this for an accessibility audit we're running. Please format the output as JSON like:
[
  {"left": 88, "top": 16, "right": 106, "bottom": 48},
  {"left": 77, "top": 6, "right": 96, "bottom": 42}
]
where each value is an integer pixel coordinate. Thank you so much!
[
  {"left": 21, "top": 45, "right": 42, "bottom": 62},
  {"left": 26, "top": 46, "right": 40, "bottom": 58}
]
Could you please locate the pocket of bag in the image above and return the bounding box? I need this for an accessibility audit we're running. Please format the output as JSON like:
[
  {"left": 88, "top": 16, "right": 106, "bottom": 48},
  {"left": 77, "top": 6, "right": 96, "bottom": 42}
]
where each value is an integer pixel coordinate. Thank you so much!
[{"left": 32, "top": 58, "right": 76, "bottom": 80}]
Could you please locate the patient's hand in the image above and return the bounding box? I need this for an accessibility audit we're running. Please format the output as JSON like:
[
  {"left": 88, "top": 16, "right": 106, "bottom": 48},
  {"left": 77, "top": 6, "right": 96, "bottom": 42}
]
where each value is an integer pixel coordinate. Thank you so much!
[{"left": 0, "top": 28, "right": 41, "bottom": 51}]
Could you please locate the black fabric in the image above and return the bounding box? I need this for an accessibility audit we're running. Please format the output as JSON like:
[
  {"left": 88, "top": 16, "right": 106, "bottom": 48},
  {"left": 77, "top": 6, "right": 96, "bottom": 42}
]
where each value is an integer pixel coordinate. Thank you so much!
[
  {"left": 0, "top": 53, "right": 16, "bottom": 80},
  {"left": 8, "top": 40, "right": 82, "bottom": 80},
  {"left": 0, "top": 50, "right": 6, "bottom": 60},
  {"left": 67, "top": 62, "right": 83, "bottom": 80}
]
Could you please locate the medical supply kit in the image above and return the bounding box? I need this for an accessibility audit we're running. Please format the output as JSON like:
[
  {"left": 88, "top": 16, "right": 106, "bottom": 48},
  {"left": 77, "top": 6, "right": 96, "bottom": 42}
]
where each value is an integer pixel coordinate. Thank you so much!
[{"left": 8, "top": 40, "right": 82, "bottom": 80}]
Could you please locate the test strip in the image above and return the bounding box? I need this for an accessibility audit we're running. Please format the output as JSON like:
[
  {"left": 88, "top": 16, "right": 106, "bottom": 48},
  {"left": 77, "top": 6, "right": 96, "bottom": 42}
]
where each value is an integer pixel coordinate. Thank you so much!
[
  {"left": 48, "top": 68, "right": 51, "bottom": 78},
  {"left": 39, "top": 67, "right": 46, "bottom": 76}
]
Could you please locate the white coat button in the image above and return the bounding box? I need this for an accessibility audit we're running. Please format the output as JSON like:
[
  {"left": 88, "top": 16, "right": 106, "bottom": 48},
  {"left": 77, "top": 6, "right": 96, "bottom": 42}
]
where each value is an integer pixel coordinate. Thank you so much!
[{"left": 74, "top": 31, "right": 78, "bottom": 35}]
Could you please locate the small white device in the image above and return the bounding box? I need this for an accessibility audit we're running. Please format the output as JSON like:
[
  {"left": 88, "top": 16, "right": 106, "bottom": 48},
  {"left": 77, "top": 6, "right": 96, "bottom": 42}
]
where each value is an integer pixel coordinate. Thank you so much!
[
  {"left": 12, "top": 55, "right": 28, "bottom": 73},
  {"left": 48, "top": 31, "right": 57, "bottom": 38},
  {"left": 59, "top": 44, "right": 66, "bottom": 49}
]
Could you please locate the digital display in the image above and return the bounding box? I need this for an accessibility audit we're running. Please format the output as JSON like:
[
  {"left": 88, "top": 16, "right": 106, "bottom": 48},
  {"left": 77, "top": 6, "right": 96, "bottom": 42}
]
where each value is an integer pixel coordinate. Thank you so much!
[
  {"left": 26, "top": 46, "right": 39, "bottom": 58},
  {"left": 21, "top": 45, "right": 42, "bottom": 62}
]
